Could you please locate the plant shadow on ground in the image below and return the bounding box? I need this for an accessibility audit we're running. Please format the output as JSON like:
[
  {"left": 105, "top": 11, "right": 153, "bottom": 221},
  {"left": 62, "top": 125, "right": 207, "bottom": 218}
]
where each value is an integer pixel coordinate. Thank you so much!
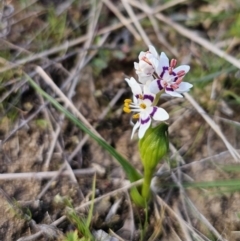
[{"left": 1, "top": 0, "right": 240, "bottom": 240}]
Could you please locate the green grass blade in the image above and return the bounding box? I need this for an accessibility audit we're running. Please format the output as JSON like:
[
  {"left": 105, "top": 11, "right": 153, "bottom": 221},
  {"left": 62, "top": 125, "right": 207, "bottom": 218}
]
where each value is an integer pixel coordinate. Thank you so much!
[
  {"left": 86, "top": 174, "right": 96, "bottom": 228},
  {"left": 193, "top": 66, "right": 237, "bottom": 83},
  {"left": 183, "top": 179, "right": 240, "bottom": 189},
  {"left": 26, "top": 75, "right": 142, "bottom": 183}
]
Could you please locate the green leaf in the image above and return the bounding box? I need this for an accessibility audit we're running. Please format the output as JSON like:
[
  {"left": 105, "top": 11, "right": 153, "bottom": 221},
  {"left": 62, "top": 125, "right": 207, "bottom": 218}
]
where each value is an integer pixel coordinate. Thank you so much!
[{"left": 130, "top": 187, "right": 146, "bottom": 207}]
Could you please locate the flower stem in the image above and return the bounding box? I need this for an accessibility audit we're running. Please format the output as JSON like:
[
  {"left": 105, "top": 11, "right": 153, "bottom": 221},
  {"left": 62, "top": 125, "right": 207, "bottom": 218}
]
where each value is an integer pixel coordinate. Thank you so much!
[
  {"left": 141, "top": 168, "right": 154, "bottom": 201},
  {"left": 152, "top": 90, "right": 164, "bottom": 106}
]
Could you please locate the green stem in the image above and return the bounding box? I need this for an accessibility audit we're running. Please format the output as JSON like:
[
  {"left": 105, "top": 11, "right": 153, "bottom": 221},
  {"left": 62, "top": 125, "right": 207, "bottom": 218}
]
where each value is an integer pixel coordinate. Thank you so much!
[
  {"left": 130, "top": 187, "right": 145, "bottom": 207},
  {"left": 152, "top": 90, "right": 164, "bottom": 106},
  {"left": 141, "top": 168, "right": 154, "bottom": 201}
]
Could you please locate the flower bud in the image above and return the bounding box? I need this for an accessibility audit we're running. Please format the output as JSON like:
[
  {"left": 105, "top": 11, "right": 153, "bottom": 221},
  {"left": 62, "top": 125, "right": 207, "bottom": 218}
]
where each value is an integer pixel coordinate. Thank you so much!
[{"left": 139, "top": 123, "right": 169, "bottom": 171}]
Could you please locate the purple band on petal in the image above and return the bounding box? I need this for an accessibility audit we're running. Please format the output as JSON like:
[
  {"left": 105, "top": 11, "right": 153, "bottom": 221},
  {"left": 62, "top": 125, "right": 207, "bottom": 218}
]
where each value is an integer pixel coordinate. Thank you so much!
[
  {"left": 166, "top": 87, "right": 174, "bottom": 91},
  {"left": 157, "top": 79, "right": 163, "bottom": 90},
  {"left": 150, "top": 106, "right": 157, "bottom": 117},
  {"left": 135, "top": 94, "right": 140, "bottom": 99},
  {"left": 141, "top": 116, "right": 150, "bottom": 124},
  {"left": 160, "top": 66, "right": 168, "bottom": 78},
  {"left": 143, "top": 94, "right": 154, "bottom": 103},
  {"left": 171, "top": 71, "right": 178, "bottom": 82}
]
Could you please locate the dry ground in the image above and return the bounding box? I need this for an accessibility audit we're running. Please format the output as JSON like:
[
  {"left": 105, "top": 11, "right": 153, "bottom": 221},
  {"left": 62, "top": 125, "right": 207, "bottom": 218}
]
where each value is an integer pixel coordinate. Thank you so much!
[{"left": 1, "top": 0, "right": 240, "bottom": 240}]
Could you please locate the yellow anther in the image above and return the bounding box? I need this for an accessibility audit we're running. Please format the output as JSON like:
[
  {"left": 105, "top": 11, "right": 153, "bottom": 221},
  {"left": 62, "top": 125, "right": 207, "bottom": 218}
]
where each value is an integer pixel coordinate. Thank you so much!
[
  {"left": 123, "top": 107, "right": 131, "bottom": 113},
  {"left": 124, "top": 99, "right": 132, "bottom": 103},
  {"left": 124, "top": 102, "right": 130, "bottom": 108},
  {"left": 140, "top": 103, "right": 146, "bottom": 109},
  {"left": 133, "top": 113, "right": 140, "bottom": 119}
]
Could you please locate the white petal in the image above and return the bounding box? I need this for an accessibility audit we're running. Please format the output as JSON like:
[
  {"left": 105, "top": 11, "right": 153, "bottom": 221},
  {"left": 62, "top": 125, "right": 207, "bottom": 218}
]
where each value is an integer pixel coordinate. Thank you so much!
[
  {"left": 139, "top": 60, "right": 154, "bottom": 75},
  {"left": 138, "top": 112, "right": 151, "bottom": 139},
  {"left": 138, "top": 51, "right": 145, "bottom": 60},
  {"left": 145, "top": 78, "right": 153, "bottom": 86},
  {"left": 133, "top": 95, "right": 138, "bottom": 104},
  {"left": 138, "top": 75, "right": 153, "bottom": 84},
  {"left": 142, "top": 85, "right": 155, "bottom": 107},
  {"left": 131, "top": 121, "right": 140, "bottom": 139},
  {"left": 176, "top": 82, "right": 193, "bottom": 93},
  {"left": 149, "top": 79, "right": 163, "bottom": 94},
  {"left": 138, "top": 76, "right": 149, "bottom": 84},
  {"left": 139, "top": 60, "right": 152, "bottom": 68},
  {"left": 125, "top": 77, "right": 142, "bottom": 96},
  {"left": 143, "top": 84, "right": 155, "bottom": 96},
  {"left": 165, "top": 89, "right": 183, "bottom": 98},
  {"left": 143, "top": 97, "right": 154, "bottom": 107},
  {"left": 157, "top": 52, "right": 170, "bottom": 78},
  {"left": 173, "top": 65, "right": 190, "bottom": 74},
  {"left": 159, "top": 52, "right": 169, "bottom": 68},
  {"left": 148, "top": 57, "right": 161, "bottom": 75},
  {"left": 148, "top": 45, "right": 159, "bottom": 59},
  {"left": 134, "top": 62, "right": 139, "bottom": 70},
  {"left": 147, "top": 107, "right": 169, "bottom": 121},
  {"left": 162, "top": 71, "right": 171, "bottom": 82}
]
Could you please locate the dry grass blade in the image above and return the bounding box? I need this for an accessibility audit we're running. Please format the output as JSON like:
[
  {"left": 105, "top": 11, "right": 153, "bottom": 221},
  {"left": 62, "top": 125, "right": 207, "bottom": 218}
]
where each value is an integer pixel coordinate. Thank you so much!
[
  {"left": 168, "top": 227, "right": 184, "bottom": 241},
  {"left": 124, "top": 192, "right": 135, "bottom": 240},
  {"left": 69, "top": 88, "right": 125, "bottom": 160},
  {"left": 66, "top": 32, "right": 109, "bottom": 100},
  {"left": 11, "top": 0, "right": 38, "bottom": 17},
  {"left": 155, "top": 195, "right": 225, "bottom": 241},
  {"left": 0, "top": 169, "right": 96, "bottom": 180},
  {"left": 102, "top": 0, "right": 141, "bottom": 40},
  {"left": 178, "top": 149, "right": 240, "bottom": 171},
  {"left": 43, "top": 124, "right": 61, "bottom": 171},
  {"left": 170, "top": 172, "right": 225, "bottom": 241},
  {"left": 35, "top": 66, "right": 102, "bottom": 139},
  {"left": 109, "top": 229, "right": 125, "bottom": 241},
  {"left": 17, "top": 232, "right": 43, "bottom": 241},
  {"left": 0, "top": 39, "right": 30, "bottom": 55},
  {"left": 121, "top": 0, "right": 151, "bottom": 45},
  {"left": 169, "top": 142, "right": 186, "bottom": 165},
  {"left": 172, "top": 206, "right": 192, "bottom": 241},
  {"left": 185, "top": 196, "right": 226, "bottom": 241},
  {"left": 142, "top": 3, "right": 178, "bottom": 56},
  {"left": 66, "top": 1, "right": 103, "bottom": 99},
  {"left": 127, "top": 0, "right": 188, "bottom": 56},
  {"left": 155, "top": 13, "right": 240, "bottom": 69},
  {"left": 148, "top": 201, "right": 164, "bottom": 241},
  {"left": 127, "top": 0, "right": 188, "bottom": 14},
  {"left": 184, "top": 92, "right": 240, "bottom": 162}
]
